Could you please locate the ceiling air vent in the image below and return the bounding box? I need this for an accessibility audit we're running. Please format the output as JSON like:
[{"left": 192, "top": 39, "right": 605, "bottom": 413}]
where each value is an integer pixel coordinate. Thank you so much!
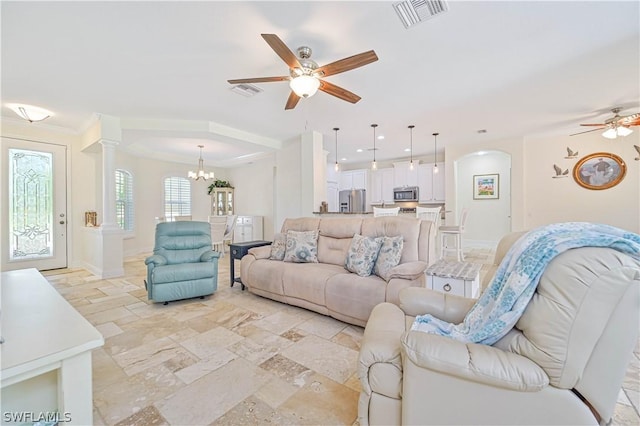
[
  {"left": 230, "top": 83, "right": 263, "bottom": 97},
  {"left": 393, "top": 0, "right": 449, "bottom": 29}
]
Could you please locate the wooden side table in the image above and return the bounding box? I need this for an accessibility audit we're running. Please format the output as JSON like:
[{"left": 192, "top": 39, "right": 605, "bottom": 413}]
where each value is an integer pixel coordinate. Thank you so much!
[
  {"left": 229, "top": 240, "right": 272, "bottom": 290},
  {"left": 426, "top": 259, "right": 482, "bottom": 298}
]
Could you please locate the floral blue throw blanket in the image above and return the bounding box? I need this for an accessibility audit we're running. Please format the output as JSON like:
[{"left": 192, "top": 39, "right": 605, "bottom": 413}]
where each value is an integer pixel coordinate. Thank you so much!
[{"left": 412, "top": 222, "right": 640, "bottom": 345}]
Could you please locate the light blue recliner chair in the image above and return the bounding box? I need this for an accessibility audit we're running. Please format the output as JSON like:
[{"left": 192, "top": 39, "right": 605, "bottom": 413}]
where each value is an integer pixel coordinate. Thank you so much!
[{"left": 145, "top": 221, "right": 220, "bottom": 304}]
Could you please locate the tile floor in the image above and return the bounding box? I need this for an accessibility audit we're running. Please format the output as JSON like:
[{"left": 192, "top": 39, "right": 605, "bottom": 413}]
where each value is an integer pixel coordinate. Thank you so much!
[{"left": 41, "top": 247, "right": 640, "bottom": 425}]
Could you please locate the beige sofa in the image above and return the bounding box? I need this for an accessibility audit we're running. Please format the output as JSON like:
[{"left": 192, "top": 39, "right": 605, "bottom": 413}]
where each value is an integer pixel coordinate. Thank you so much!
[
  {"left": 240, "top": 216, "right": 437, "bottom": 327},
  {"left": 358, "top": 232, "right": 640, "bottom": 425}
]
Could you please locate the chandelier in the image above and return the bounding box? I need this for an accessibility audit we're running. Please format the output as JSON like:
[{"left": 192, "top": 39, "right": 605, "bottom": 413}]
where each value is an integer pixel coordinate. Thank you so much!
[{"left": 188, "top": 145, "right": 214, "bottom": 181}]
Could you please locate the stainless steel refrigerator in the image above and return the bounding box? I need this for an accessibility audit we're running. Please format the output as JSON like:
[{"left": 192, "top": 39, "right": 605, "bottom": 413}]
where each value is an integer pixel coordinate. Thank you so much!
[{"left": 339, "top": 189, "right": 366, "bottom": 213}]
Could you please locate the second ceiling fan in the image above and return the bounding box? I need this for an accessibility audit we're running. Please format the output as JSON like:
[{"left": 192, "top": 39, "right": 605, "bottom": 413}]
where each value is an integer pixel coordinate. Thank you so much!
[{"left": 228, "top": 34, "right": 378, "bottom": 110}]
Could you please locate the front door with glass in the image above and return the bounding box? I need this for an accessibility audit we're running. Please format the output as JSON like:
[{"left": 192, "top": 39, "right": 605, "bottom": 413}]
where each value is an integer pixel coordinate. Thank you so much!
[{"left": 1, "top": 138, "right": 68, "bottom": 271}]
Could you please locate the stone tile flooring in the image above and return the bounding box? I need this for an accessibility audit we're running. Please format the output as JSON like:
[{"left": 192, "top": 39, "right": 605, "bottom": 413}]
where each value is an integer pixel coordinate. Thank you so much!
[{"left": 41, "top": 247, "right": 639, "bottom": 425}]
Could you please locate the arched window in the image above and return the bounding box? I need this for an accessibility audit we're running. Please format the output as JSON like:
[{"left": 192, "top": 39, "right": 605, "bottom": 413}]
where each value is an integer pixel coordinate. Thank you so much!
[
  {"left": 164, "top": 176, "right": 191, "bottom": 221},
  {"left": 115, "top": 169, "right": 134, "bottom": 231}
]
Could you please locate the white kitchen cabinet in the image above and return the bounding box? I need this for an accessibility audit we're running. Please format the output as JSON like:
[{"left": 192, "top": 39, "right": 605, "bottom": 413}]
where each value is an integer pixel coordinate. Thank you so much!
[
  {"left": 370, "top": 168, "right": 394, "bottom": 205},
  {"left": 339, "top": 169, "right": 368, "bottom": 190},
  {"left": 326, "top": 181, "right": 339, "bottom": 212},
  {"left": 417, "top": 163, "right": 446, "bottom": 203},
  {"left": 234, "top": 215, "right": 263, "bottom": 243},
  {"left": 393, "top": 161, "right": 419, "bottom": 188}
]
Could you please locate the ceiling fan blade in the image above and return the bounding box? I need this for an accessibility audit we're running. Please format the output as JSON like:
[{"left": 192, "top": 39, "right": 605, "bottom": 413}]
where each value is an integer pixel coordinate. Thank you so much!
[
  {"left": 315, "top": 50, "right": 378, "bottom": 77},
  {"left": 579, "top": 123, "right": 606, "bottom": 127},
  {"left": 261, "top": 34, "right": 302, "bottom": 69},
  {"left": 570, "top": 127, "right": 605, "bottom": 136},
  {"left": 227, "top": 76, "right": 289, "bottom": 84},
  {"left": 285, "top": 92, "right": 300, "bottom": 110},
  {"left": 318, "top": 80, "right": 361, "bottom": 103},
  {"left": 620, "top": 114, "right": 640, "bottom": 125}
]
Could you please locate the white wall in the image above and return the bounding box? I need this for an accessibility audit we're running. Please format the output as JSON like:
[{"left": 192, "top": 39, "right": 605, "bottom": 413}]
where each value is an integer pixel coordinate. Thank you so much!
[
  {"left": 112, "top": 151, "right": 229, "bottom": 256},
  {"left": 446, "top": 131, "right": 639, "bottom": 249},
  {"left": 523, "top": 131, "right": 639, "bottom": 233},
  {"left": 455, "top": 151, "right": 512, "bottom": 246},
  {"left": 1, "top": 121, "right": 93, "bottom": 270},
  {"left": 228, "top": 155, "right": 276, "bottom": 240}
]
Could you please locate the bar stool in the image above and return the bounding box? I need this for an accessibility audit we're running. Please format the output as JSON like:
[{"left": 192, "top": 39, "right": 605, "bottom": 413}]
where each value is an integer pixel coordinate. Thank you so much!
[{"left": 439, "top": 208, "right": 469, "bottom": 261}]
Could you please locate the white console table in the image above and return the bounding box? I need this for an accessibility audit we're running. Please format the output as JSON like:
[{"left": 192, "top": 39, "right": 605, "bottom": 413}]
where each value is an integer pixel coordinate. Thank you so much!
[{"left": 1, "top": 268, "right": 104, "bottom": 425}]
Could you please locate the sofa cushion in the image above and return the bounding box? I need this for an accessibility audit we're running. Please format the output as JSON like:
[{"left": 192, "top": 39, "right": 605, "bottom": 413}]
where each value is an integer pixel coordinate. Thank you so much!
[
  {"left": 318, "top": 235, "right": 352, "bottom": 266},
  {"left": 345, "top": 234, "right": 383, "bottom": 277},
  {"left": 269, "top": 233, "right": 286, "bottom": 260},
  {"left": 326, "top": 273, "right": 387, "bottom": 324},
  {"left": 281, "top": 217, "right": 321, "bottom": 233},
  {"left": 282, "top": 263, "right": 348, "bottom": 307},
  {"left": 284, "top": 230, "right": 319, "bottom": 263},
  {"left": 362, "top": 217, "right": 421, "bottom": 264},
  {"left": 319, "top": 217, "right": 363, "bottom": 238},
  {"left": 374, "top": 236, "right": 404, "bottom": 281}
]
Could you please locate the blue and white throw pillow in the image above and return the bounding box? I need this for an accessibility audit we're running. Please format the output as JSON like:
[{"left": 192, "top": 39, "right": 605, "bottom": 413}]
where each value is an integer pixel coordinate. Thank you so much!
[
  {"left": 345, "top": 234, "right": 383, "bottom": 277},
  {"left": 269, "top": 233, "right": 287, "bottom": 260},
  {"left": 284, "top": 230, "right": 319, "bottom": 263},
  {"left": 374, "top": 236, "right": 404, "bottom": 281}
]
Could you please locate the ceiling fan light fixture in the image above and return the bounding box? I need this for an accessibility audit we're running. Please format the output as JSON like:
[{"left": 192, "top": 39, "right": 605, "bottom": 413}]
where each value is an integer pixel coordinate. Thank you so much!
[
  {"left": 188, "top": 145, "right": 214, "bottom": 181},
  {"left": 617, "top": 126, "right": 633, "bottom": 137},
  {"left": 602, "top": 126, "right": 633, "bottom": 139},
  {"left": 289, "top": 75, "right": 320, "bottom": 98}
]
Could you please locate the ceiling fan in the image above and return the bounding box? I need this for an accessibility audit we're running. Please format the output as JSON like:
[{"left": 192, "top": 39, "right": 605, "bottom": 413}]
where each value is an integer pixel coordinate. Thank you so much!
[
  {"left": 571, "top": 107, "right": 640, "bottom": 138},
  {"left": 228, "top": 34, "right": 378, "bottom": 110}
]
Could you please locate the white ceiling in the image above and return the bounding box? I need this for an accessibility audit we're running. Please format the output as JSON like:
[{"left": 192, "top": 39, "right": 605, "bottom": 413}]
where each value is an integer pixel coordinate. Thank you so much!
[{"left": 2, "top": 1, "right": 639, "bottom": 167}]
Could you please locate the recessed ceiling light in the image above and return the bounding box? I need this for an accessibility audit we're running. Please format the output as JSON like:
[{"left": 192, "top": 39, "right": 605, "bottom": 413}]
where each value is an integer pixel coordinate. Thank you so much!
[
  {"left": 356, "top": 149, "right": 363, "bottom": 153},
  {"left": 341, "top": 157, "right": 347, "bottom": 161},
  {"left": 377, "top": 135, "right": 385, "bottom": 140},
  {"left": 404, "top": 148, "right": 411, "bottom": 152}
]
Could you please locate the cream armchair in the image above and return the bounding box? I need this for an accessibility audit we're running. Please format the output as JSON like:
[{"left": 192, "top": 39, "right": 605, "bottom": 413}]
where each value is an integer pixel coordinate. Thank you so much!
[{"left": 358, "top": 236, "right": 640, "bottom": 425}]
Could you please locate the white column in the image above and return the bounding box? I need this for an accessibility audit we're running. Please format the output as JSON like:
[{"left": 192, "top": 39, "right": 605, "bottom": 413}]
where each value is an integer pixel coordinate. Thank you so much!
[{"left": 99, "top": 138, "right": 119, "bottom": 230}]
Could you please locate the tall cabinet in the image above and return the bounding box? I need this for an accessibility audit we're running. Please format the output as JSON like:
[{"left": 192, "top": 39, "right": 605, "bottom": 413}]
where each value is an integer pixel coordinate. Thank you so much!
[{"left": 210, "top": 188, "right": 234, "bottom": 216}]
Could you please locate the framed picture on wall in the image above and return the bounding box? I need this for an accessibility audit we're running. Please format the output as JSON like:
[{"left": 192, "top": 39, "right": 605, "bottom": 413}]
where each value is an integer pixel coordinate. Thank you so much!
[
  {"left": 573, "top": 152, "right": 626, "bottom": 190},
  {"left": 473, "top": 174, "right": 499, "bottom": 199}
]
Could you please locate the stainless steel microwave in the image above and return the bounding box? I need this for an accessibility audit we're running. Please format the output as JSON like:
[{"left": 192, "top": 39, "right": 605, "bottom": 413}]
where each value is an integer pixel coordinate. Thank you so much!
[{"left": 393, "top": 186, "right": 419, "bottom": 202}]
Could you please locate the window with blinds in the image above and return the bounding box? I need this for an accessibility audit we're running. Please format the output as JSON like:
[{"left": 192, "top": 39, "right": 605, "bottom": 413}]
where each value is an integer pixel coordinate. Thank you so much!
[
  {"left": 164, "top": 176, "right": 191, "bottom": 221},
  {"left": 115, "top": 169, "right": 134, "bottom": 231}
]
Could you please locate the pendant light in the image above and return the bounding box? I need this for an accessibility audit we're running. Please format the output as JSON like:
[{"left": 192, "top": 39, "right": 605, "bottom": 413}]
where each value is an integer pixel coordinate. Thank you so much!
[
  {"left": 333, "top": 127, "right": 340, "bottom": 171},
  {"left": 188, "top": 145, "right": 214, "bottom": 181},
  {"left": 371, "top": 124, "right": 378, "bottom": 171},
  {"left": 432, "top": 132, "right": 439, "bottom": 174},
  {"left": 408, "top": 125, "right": 415, "bottom": 170}
]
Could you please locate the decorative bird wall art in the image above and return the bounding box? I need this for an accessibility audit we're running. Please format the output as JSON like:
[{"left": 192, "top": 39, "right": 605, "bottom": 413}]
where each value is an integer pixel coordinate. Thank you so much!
[
  {"left": 634, "top": 145, "right": 640, "bottom": 161},
  {"left": 565, "top": 147, "right": 579, "bottom": 159},
  {"left": 552, "top": 164, "right": 569, "bottom": 178}
]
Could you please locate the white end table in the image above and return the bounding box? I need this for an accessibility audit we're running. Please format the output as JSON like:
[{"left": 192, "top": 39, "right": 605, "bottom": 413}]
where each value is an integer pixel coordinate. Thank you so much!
[{"left": 426, "top": 259, "right": 482, "bottom": 298}]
